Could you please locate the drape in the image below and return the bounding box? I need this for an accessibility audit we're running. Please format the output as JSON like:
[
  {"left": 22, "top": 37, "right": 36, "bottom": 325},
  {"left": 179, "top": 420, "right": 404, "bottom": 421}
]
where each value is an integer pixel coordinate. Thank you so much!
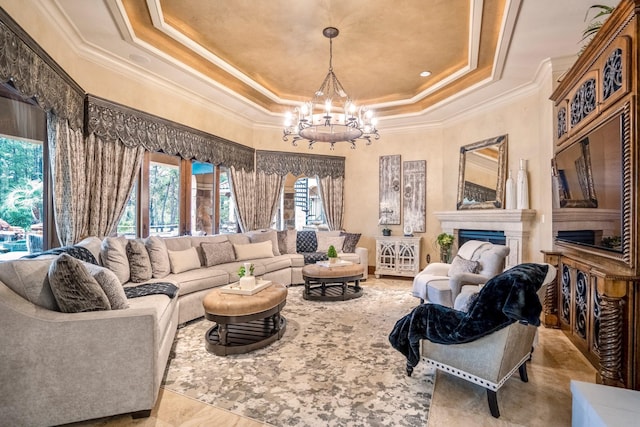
[
  {"left": 48, "top": 113, "right": 87, "bottom": 246},
  {"left": 255, "top": 171, "right": 284, "bottom": 229},
  {"left": 83, "top": 133, "right": 144, "bottom": 238},
  {"left": 229, "top": 166, "right": 256, "bottom": 232},
  {"left": 317, "top": 174, "right": 344, "bottom": 231}
]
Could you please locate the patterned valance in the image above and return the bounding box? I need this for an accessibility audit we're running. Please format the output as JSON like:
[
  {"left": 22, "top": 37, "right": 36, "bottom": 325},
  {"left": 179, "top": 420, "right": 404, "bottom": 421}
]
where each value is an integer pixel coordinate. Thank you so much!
[
  {"left": 85, "top": 95, "right": 254, "bottom": 171},
  {"left": 0, "top": 8, "right": 84, "bottom": 130},
  {"left": 256, "top": 150, "right": 345, "bottom": 178}
]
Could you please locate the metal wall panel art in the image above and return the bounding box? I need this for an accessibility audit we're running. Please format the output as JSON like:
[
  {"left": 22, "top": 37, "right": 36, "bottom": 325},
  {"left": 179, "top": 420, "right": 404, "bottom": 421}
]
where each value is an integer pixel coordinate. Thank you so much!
[
  {"left": 379, "top": 155, "right": 401, "bottom": 225},
  {"left": 402, "top": 160, "right": 426, "bottom": 233}
]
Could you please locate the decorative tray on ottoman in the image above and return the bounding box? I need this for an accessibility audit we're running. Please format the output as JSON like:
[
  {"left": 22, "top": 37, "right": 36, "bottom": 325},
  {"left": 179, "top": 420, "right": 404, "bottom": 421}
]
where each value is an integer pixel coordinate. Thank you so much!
[
  {"left": 220, "top": 279, "right": 272, "bottom": 295},
  {"left": 315, "top": 260, "right": 353, "bottom": 267}
]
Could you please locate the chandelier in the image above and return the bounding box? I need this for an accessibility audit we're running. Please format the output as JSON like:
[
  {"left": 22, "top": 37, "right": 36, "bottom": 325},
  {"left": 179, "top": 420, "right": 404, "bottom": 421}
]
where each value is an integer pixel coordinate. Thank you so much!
[{"left": 283, "top": 27, "right": 380, "bottom": 150}]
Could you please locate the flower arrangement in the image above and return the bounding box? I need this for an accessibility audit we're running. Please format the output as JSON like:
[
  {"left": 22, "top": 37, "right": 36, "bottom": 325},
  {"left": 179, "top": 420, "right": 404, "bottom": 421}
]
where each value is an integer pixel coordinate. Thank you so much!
[{"left": 238, "top": 263, "right": 254, "bottom": 278}]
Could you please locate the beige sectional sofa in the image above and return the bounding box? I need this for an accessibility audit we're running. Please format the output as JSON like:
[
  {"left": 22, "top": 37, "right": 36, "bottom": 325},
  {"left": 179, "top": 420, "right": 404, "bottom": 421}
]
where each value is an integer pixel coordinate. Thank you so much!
[{"left": 0, "top": 229, "right": 367, "bottom": 426}]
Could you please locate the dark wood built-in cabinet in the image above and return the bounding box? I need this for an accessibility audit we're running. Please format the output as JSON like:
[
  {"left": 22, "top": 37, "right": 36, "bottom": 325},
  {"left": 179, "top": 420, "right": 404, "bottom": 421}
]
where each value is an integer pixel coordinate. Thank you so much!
[{"left": 546, "top": 0, "right": 640, "bottom": 391}]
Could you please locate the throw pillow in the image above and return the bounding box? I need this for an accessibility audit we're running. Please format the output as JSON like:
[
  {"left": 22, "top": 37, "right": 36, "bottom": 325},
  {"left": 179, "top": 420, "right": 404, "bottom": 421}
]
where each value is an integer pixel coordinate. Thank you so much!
[
  {"left": 100, "top": 236, "right": 130, "bottom": 284},
  {"left": 82, "top": 262, "right": 129, "bottom": 310},
  {"left": 276, "top": 230, "right": 288, "bottom": 255},
  {"left": 340, "top": 232, "right": 361, "bottom": 253},
  {"left": 201, "top": 240, "right": 236, "bottom": 267},
  {"left": 48, "top": 253, "right": 111, "bottom": 313},
  {"left": 126, "top": 239, "right": 153, "bottom": 283},
  {"left": 233, "top": 241, "right": 274, "bottom": 261},
  {"left": 248, "top": 230, "right": 280, "bottom": 256},
  {"left": 316, "top": 234, "right": 346, "bottom": 253},
  {"left": 285, "top": 229, "right": 297, "bottom": 254},
  {"left": 296, "top": 230, "right": 317, "bottom": 253},
  {"left": 167, "top": 247, "right": 201, "bottom": 274},
  {"left": 144, "top": 236, "right": 171, "bottom": 279},
  {"left": 447, "top": 255, "right": 479, "bottom": 277}
]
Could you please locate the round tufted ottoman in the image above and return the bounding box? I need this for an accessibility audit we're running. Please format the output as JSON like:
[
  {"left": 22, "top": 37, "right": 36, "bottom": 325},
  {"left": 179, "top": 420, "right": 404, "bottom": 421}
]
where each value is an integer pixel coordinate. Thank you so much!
[
  {"left": 202, "top": 283, "right": 287, "bottom": 355},
  {"left": 302, "top": 263, "right": 364, "bottom": 301}
]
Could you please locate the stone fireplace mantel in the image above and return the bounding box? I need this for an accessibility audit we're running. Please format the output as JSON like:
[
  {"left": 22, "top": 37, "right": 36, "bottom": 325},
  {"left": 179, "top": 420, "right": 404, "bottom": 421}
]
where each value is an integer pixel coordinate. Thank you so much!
[{"left": 434, "top": 209, "right": 537, "bottom": 268}]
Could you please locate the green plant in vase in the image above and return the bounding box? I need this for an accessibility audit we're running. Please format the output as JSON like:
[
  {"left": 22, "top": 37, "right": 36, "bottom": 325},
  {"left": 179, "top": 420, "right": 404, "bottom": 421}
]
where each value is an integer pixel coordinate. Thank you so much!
[
  {"left": 436, "top": 232, "right": 454, "bottom": 263},
  {"left": 238, "top": 263, "right": 254, "bottom": 278},
  {"left": 327, "top": 245, "right": 338, "bottom": 263}
]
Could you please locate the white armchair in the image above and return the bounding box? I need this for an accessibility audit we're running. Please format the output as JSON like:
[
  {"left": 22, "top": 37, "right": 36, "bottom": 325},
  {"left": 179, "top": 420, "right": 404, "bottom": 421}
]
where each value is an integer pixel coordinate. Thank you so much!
[{"left": 412, "top": 240, "right": 510, "bottom": 307}]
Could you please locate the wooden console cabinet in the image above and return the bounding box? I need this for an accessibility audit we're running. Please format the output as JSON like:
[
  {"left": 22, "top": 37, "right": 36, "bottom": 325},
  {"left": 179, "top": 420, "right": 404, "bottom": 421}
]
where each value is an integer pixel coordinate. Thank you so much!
[
  {"left": 374, "top": 236, "right": 421, "bottom": 278},
  {"left": 547, "top": 0, "right": 640, "bottom": 391}
]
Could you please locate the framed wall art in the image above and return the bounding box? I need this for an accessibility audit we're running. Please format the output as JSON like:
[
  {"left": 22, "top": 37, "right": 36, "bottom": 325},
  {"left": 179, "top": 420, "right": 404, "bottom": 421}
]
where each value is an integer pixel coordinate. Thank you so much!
[
  {"left": 379, "top": 155, "right": 401, "bottom": 225},
  {"left": 403, "top": 160, "right": 426, "bottom": 233}
]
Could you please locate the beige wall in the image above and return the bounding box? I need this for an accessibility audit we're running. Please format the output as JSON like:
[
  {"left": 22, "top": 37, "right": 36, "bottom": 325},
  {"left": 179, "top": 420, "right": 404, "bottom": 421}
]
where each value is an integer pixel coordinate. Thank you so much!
[{"left": 2, "top": 1, "right": 557, "bottom": 269}]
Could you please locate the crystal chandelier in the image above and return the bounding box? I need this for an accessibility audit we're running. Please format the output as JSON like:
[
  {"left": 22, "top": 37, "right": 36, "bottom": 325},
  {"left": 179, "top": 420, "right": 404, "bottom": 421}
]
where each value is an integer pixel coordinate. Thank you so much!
[{"left": 283, "top": 27, "right": 380, "bottom": 150}]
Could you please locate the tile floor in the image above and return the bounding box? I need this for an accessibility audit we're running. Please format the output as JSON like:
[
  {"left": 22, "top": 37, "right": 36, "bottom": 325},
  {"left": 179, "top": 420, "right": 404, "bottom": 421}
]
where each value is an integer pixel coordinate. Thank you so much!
[{"left": 67, "top": 276, "right": 597, "bottom": 427}]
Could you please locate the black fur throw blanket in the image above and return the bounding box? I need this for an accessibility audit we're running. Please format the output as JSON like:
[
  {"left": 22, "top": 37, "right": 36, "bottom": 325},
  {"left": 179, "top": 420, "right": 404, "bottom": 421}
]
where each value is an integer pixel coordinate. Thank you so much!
[{"left": 389, "top": 263, "right": 549, "bottom": 370}]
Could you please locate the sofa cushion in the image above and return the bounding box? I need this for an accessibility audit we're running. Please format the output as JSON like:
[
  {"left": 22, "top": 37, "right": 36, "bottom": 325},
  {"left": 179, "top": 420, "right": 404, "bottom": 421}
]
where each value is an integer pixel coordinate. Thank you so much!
[
  {"left": 448, "top": 255, "right": 479, "bottom": 277},
  {"left": 256, "top": 255, "right": 294, "bottom": 273},
  {"left": 144, "top": 236, "right": 171, "bottom": 279},
  {"left": 126, "top": 239, "right": 153, "bottom": 283},
  {"left": 340, "top": 232, "right": 362, "bottom": 253},
  {"left": 247, "top": 230, "right": 280, "bottom": 256},
  {"left": 168, "top": 247, "right": 201, "bottom": 274},
  {"left": 100, "top": 236, "right": 130, "bottom": 284},
  {"left": 234, "top": 241, "right": 274, "bottom": 261},
  {"left": 82, "top": 262, "right": 129, "bottom": 309},
  {"left": 201, "top": 240, "right": 236, "bottom": 266},
  {"left": 227, "top": 234, "right": 251, "bottom": 246},
  {"left": 296, "top": 230, "right": 317, "bottom": 253},
  {"left": 317, "top": 234, "right": 345, "bottom": 253},
  {"left": 163, "top": 236, "right": 192, "bottom": 252},
  {"left": 0, "top": 258, "right": 59, "bottom": 311},
  {"left": 48, "top": 253, "right": 111, "bottom": 313},
  {"left": 165, "top": 267, "right": 229, "bottom": 296}
]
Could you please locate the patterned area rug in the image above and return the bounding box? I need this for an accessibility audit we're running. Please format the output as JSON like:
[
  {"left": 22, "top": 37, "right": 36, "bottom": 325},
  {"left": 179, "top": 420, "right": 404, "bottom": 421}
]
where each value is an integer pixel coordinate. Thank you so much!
[{"left": 162, "top": 285, "right": 435, "bottom": 426}]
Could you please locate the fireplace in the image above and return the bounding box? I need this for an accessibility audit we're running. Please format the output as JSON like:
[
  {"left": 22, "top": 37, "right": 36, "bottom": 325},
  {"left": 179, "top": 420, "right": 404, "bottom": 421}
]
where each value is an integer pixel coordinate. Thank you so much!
[
  {"left": 458, "top": 229, "right": 506, "bottom": 246},
  {"left": 434, "top": 209, "right": 536, "bottom": 268}
]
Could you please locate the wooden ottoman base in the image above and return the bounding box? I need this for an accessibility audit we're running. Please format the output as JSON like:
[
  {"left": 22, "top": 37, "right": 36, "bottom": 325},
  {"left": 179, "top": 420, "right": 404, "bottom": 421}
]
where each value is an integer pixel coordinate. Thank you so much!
[{"left": 203, "top": 283, "right": 287, "bottom": 356}]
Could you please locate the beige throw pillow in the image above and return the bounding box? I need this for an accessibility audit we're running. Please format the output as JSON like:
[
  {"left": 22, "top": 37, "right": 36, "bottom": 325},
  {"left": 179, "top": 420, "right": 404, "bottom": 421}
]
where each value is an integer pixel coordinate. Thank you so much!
[
  {"left": 126, "top": 239, "right": 153, "bottom": 283},
  {"left": 167, "top": 247, "right": 201, "bottom": 274},
  {"left": 233, "top": 241, "right": 274, "bottom": 261},
  {"left": 248, "top": 230, "right": 280, "bottom": 256},
  {"left": 100, "top": 236, "right": 130, "bottom": 284},
  {"left": 144, "top": 236, "right": 171, "bottom": 278},
  {"left": 316, "top": 234, "right": 346, "bottom": 253},
  {"left": 201, "top": 241, "right": 236, "bottom": 266},
  {"left": 82, "top": 262, "right": 129, "bottom": 310},
  {"left": 48, "top": 254, "right": 111, "bottom": 313}
]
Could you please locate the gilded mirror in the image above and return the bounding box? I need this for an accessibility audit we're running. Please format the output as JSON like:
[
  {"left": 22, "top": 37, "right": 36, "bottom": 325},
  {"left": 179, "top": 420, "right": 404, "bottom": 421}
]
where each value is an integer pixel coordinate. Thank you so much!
[{"left": 456, "top": 135, "right": 507, "bottom": 210}]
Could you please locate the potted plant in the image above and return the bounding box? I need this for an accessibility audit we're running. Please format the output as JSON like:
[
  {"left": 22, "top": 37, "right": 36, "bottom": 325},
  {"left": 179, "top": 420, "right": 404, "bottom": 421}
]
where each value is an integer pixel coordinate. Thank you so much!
[
  {"left": 327, "top": 245, "right": 339, "bottom": 263},
  {"left": 436, "top": 232, "right": 454, "bottom": 263},
  {"left": 238, "top": 263, "right": 254, "bottom": 278}
]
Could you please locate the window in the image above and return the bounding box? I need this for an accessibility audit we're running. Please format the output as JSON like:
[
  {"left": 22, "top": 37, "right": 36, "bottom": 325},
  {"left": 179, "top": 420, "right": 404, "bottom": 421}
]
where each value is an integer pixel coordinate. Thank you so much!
[
  {"left": 191, "top": 161, "right": 214, "bottom": 236},
  {"left": 0, "top": 92, "right": 48, "bottom": 258},
  {"left": 148, "top": 155, "right": 180, "bottom": 237},
  {"left": 218, "top": 166, "right": 238, "bottom": 234},
  {"left": 293, "top": 176, "right": 326, "bottom": 230}
]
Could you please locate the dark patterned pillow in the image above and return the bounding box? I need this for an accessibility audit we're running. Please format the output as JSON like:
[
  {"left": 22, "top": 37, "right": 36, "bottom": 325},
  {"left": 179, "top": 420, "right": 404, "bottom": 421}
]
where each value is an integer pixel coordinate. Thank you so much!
[
  {"left": 201, "top": 241, "right": 236, "bottom": 266},
  {"left": 126, "top": 239, "right": 153, "bottom": 283},
  {"left": 48, "top": 253, "right": 111, "bottom": 313},
  {"left": 296, "top": 230, "right": 318, "bottom": 253},
  {"left": 340, "top": 232, "right": 362, "bottom": 253}
]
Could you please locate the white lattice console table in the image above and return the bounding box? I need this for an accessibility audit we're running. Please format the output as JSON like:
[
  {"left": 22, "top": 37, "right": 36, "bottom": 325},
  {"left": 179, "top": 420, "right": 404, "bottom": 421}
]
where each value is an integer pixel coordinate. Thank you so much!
[{"left": 375, "top": 236, "right": 421, "bottom": 278}]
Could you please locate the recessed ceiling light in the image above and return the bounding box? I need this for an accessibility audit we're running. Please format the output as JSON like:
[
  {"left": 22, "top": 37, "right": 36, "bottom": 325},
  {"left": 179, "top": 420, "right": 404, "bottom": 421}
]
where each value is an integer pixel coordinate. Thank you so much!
[{"left": 420, "top": 71, "right": 432, "bottom": 77}]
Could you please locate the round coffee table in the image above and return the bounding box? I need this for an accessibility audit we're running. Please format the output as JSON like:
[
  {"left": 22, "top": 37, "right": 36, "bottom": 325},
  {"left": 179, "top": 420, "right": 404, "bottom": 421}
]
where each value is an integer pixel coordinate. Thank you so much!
[
  {"left": 202, "top": 283, "right": 287, "bottom": 356},
  {"left": 302, "top": 263, "right": 364, "bottom": 301}
]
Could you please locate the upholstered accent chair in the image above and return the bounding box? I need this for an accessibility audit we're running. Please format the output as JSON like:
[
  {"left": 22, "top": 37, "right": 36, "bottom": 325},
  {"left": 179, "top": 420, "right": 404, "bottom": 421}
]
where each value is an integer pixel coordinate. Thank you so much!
[
  {"left": 412, "top": 240, "right": 510, "bottom": 307},
  {"left": 418, "top": 264, "right": 556, "bottom": 418}
]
